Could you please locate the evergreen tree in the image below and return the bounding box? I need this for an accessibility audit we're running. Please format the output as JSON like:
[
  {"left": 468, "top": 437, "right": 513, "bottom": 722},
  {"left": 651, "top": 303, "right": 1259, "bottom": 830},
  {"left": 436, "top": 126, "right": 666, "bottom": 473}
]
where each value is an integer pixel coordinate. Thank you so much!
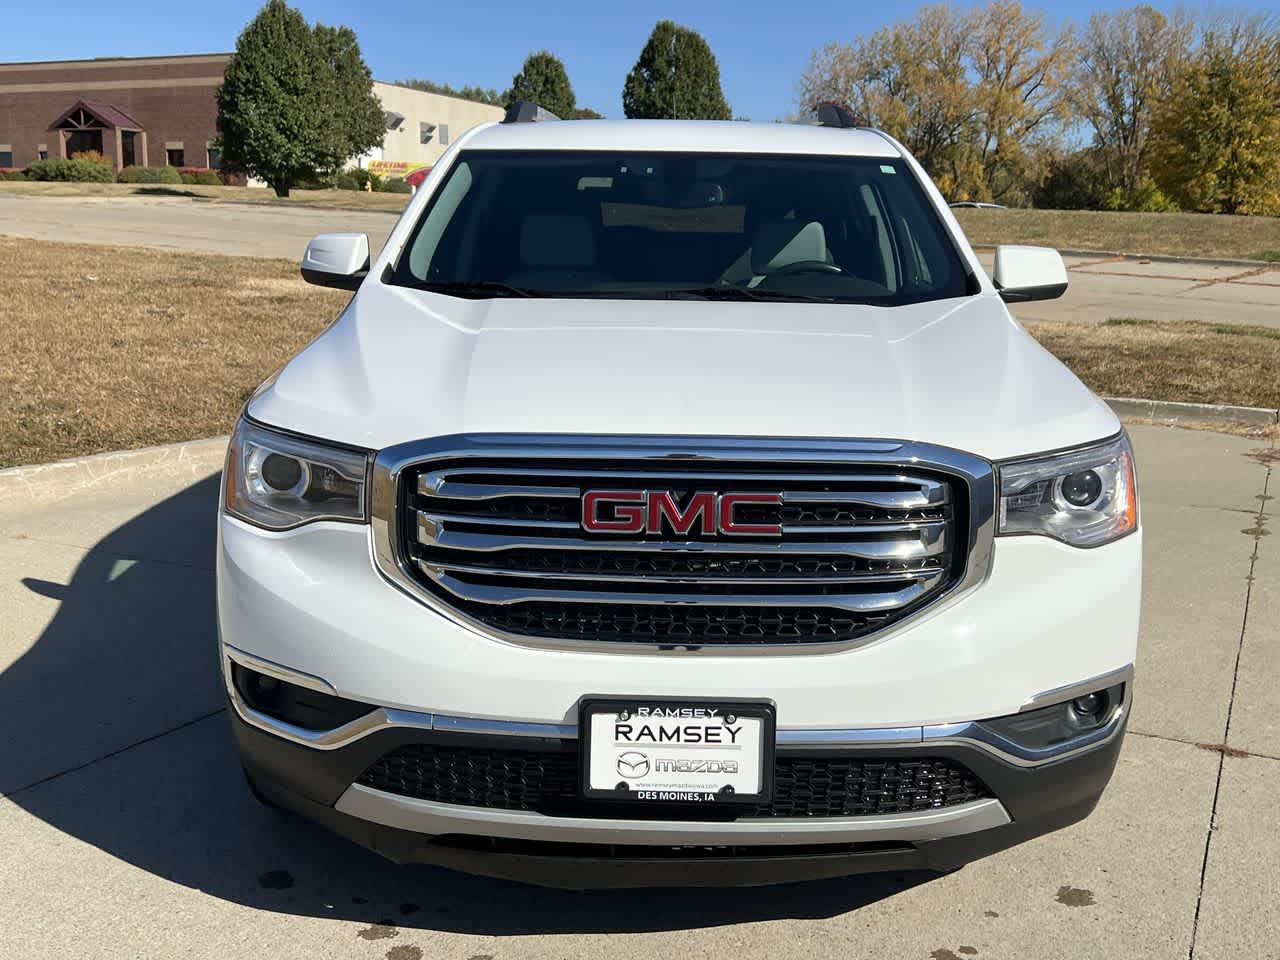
[
  {"left": 508, "top": 51, "right": 576, "bottom": 118},
  {"left": 216, "top": 0, "right": 384, "bottom": 196},
  {"left": 623, "top": 21, "right": 731, "bottom": 120}
]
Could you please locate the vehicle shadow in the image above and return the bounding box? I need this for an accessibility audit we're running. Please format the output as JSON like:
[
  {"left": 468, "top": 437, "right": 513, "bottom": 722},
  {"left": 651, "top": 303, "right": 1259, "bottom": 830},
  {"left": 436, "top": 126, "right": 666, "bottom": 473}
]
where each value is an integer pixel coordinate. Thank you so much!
[{"left": 2, "top": 475, "right": 936, "bottom": 935}]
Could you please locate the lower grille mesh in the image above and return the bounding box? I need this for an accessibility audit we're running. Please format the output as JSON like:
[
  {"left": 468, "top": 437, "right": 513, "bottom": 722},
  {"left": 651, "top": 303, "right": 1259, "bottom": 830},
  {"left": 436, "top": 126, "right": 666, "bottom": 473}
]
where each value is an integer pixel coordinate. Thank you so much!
[
  {"left": 469, "top": 601, "right": 896, "bottom": 646},
  {"left": 358, "top": 743, "right": 991, "bottom": 819}
]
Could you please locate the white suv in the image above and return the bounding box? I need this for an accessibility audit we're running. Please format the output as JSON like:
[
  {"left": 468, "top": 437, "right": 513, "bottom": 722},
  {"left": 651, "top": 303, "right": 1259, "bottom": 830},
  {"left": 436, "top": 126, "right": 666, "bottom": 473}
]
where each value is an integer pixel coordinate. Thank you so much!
[{"left": 218, "top": 104, "right": 1140, "bottom": 888}]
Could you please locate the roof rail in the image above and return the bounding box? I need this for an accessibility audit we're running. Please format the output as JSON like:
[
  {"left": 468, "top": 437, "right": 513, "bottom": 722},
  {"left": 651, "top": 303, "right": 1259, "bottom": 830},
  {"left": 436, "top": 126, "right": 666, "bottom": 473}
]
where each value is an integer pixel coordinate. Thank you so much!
[
  {"left": 503, "top": 100, "right": 560, "bottom": 124},
  {"left": 811, "top": 101, "right": 864, "bottom": 129}
]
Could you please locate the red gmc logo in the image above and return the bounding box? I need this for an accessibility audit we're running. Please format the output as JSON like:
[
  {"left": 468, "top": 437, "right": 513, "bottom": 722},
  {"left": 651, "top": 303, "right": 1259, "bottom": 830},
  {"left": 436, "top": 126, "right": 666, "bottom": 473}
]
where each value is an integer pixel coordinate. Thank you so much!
[{"left": 582, "top": 490, "right": 783, "bottom": 537}]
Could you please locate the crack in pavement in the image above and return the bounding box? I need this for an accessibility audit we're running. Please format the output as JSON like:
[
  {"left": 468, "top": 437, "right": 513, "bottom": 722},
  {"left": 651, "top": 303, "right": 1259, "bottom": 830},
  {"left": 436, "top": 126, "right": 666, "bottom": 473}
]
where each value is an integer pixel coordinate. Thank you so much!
[
  {"left": 1187, "top": 451, "right": 1272, "bottom": 960},
  {"left": 1127, "top": 729, "right": 1280, "bottom": 763},
  {"left": 6, "top": 532, "right": 216, "bottom": 573},
  {"left": 2, "top": 708, "right": 226, "bottom": 801}
]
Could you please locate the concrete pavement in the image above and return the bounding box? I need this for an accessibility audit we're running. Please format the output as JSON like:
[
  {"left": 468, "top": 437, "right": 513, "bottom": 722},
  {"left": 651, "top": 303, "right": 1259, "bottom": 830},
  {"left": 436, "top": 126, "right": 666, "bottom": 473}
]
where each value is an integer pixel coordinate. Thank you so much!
[
  {"left": 972, "top": 250, "right": 1280, "bottom": 329},
  {"left": 0, "top": 422, "right": 1274, "bottom": 958},
  {"left": 2, "top": 194, "right": 1278, "bottom": 327},
  {"left": 0, "top": 193, "right": 397, "bottom": 260}
]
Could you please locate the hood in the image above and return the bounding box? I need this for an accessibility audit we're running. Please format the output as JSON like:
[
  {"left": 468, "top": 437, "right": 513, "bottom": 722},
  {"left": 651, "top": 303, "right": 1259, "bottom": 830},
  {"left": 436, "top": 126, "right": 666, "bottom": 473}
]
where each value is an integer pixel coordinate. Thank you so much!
[{"left": 248, "top": 282, "right": 1118, "bottom": 462}]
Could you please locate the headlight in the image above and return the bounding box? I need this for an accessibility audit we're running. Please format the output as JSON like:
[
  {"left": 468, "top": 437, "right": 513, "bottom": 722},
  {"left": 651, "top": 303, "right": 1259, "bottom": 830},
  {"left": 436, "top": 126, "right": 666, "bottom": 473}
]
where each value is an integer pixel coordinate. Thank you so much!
[
  {"left": 224, "top": 418, "right": 368, "bottom": 530},
  {"left": 998, "top": 433, "right": 1137, "bottom": 547}
]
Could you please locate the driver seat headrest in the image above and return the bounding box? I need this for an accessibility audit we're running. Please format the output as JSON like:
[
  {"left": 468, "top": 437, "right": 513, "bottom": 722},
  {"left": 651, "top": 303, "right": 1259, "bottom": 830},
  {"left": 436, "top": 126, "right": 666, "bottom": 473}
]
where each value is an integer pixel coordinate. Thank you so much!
[{"left": 751, "top": 219, "right": 827, "bottom": 274}]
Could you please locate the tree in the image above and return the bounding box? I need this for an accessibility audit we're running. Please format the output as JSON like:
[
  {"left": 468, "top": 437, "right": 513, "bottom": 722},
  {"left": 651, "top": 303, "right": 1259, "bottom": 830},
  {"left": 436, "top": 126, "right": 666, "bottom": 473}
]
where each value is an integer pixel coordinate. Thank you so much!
[
  {"left": 967, "top": 0, "right": 1075, "bottom": 202},
  {"left": 508, "top": 51, "right": 577, "bottom": 118},
  {"left": 800, "top": 6, "right": 977, "bottom": 199},
  {"left": 801, "top": 2, "right": 1073, "bottom": 204},
  {"left": 314, "top": 25, "right": 387, "bottom": 175},
  {"left": 1149, "top": 15, "right": 1280, "bottom": 215},
  {"left": 623, "top": 21, "right": 731, "bottom": 120},
  {"left": 215, "top": 0, "right": 384, "bottom": 197},
  {"left": 1068, "top": 6, "right": 1190, "bottom": 199},
  {"left": 397, "top": 78, "right": 507, "bottom": 106}
]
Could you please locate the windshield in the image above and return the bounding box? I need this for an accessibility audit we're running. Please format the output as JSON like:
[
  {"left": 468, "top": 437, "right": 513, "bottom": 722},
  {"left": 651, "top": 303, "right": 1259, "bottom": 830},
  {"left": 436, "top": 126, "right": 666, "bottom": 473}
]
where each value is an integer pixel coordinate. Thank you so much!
[{"left": 389, "top": 150, "right": 974, "bottom": 305}]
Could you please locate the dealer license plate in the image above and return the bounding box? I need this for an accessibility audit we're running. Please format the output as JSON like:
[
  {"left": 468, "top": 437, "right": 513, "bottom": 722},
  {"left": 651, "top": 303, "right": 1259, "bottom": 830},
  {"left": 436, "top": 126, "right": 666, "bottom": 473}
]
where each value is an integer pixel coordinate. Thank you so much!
[{"left": 580, "top": 698, "right": 775, "bottom": 804}]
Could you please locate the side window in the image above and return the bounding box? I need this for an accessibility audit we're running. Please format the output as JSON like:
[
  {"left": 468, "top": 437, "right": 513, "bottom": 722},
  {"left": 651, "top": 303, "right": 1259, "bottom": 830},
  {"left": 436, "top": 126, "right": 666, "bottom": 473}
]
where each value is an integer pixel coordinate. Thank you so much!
[{"left": 407, "top": 162, "right": 474, "bottom": 279}]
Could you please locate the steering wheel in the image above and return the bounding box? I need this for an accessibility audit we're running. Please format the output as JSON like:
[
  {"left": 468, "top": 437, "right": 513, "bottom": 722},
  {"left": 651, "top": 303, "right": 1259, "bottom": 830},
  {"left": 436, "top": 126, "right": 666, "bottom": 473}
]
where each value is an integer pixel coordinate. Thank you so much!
[{"left": 769, "top": 260, "right": 844, "bottom": 277}]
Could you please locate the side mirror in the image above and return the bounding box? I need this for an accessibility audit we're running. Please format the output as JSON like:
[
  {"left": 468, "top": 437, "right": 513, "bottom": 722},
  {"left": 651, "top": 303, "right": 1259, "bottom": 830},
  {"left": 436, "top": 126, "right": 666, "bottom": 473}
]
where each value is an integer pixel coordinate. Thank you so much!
[
  {"left": 993, "top": 245, "right": 1068, "bottom": 302},
  {"left": 301, "top": 233, "right": 370, "bottom": 291}
]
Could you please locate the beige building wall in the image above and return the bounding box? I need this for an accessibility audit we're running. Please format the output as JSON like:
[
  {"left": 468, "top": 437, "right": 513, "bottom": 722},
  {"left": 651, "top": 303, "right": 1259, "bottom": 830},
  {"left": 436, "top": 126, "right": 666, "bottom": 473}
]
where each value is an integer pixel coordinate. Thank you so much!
[{"left": 359, "top": 82, "right": 504, "bottom": 176}]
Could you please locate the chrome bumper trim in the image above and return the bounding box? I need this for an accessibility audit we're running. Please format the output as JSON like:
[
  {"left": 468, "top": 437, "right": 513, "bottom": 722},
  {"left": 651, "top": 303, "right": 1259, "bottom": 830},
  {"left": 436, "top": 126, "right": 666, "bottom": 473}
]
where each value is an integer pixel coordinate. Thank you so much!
[
  {"left": 224, "top": 646, "right": 1130, "bottom": 764},
  {"left": 1021, "top": 664, "right": 1133, "bottom": 711},
  {"left": 334, "top": 786, "right": 1011, "bottom": 847}
]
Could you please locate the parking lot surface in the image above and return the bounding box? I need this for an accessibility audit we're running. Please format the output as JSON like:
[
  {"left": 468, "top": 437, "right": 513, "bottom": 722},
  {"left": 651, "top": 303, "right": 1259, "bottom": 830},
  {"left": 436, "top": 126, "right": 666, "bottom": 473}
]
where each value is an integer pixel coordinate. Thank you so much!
[
  {"left": 2, "top": 194, "right": 1279, "bottom": 328},
  {"left": 0, "top": 422, "right": 1274, "bottom": 959}
]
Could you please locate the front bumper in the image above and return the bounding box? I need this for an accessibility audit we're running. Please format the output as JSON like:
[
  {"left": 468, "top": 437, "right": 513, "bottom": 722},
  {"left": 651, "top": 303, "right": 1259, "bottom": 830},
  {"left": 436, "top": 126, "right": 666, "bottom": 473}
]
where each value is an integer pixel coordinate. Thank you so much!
[{"left": 226, "top": 663, "right": 1129, "bottom": 888}]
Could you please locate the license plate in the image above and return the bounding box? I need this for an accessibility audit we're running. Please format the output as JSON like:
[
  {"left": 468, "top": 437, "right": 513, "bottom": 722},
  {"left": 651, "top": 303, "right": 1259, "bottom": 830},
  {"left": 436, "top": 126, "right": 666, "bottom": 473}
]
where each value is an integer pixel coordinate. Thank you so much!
[{"left": 580, "top": 698, "right": 775, "bottom": 804}]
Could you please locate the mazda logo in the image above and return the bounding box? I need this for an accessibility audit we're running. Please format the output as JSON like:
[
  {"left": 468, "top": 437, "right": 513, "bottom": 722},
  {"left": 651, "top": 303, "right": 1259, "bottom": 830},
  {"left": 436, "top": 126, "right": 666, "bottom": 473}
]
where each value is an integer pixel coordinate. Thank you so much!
[{"left": 616, "top": 751, "right": 650, "bottom": 779}]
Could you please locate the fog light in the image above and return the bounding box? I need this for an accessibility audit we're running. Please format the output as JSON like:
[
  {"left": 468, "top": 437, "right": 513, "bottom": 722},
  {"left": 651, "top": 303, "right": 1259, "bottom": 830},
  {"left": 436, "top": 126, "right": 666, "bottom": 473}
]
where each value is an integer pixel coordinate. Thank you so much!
[
  {"left": 253, "top": 673, "right": 280, "bottom": 702},
  {"left": 1071, "top": 691, "right": 1107, "bottom": 718}
]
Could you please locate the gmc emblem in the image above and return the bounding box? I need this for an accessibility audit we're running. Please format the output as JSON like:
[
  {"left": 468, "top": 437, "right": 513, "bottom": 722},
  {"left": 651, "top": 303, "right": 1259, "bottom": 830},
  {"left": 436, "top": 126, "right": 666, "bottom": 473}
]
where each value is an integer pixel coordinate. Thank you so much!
[{"left": 581, "top": 490, "right": 783, "bottom": 536}]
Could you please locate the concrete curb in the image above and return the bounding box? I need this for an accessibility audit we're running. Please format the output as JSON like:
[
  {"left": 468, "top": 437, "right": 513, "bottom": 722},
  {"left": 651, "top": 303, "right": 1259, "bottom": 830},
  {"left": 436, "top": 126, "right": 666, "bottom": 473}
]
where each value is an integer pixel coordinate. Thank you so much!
[
  {"left": 969, "top": 244, "right": 1275, "bottom": 270},
  {"left": 1103, "top": 396, "right": 1280, "bottom": 428},
  {"left": 0, "top": 436, "right": 228, "bottom": 514},
  {"left": 1, "top": 400, "right": 1274, "bottom": 510}
]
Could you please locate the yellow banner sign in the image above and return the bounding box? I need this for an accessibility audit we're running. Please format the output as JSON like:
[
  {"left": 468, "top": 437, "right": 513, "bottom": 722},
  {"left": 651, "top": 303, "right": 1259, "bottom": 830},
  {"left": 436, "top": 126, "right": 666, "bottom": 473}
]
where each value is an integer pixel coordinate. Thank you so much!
[{"left": 366, "top": 160, "right": 430, "bottom": 177}]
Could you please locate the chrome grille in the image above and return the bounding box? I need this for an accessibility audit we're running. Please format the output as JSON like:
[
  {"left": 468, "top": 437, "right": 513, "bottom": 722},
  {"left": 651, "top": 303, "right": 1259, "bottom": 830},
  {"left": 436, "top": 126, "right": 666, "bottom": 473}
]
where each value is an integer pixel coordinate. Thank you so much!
[{"left": 370, "top": 436, "right": 995, "bottom": 650}]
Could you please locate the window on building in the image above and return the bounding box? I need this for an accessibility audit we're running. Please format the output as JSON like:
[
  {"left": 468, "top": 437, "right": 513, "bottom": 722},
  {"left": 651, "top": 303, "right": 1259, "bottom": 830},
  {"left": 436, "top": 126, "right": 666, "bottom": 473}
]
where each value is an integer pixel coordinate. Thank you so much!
[
  {"left": 38, "top": 147, "right": 48, "bottom": 161},
  {"left": 166, "top": 148, "right": 185, "bottom": 167},
  {"left": 207, "top": 147, "right": 221, "bottom": 170},
  {"left": 66, "top": 129, "right": 103, "bottom": 157},
  {"left": 0, "top": 151, "right": 12, "bottom": 168},
  {"left": 121, "top": 131, "right": 137, "bottom": 168},
  {"left": 438, "top": 124, "right": 449, "bottom": 146}
]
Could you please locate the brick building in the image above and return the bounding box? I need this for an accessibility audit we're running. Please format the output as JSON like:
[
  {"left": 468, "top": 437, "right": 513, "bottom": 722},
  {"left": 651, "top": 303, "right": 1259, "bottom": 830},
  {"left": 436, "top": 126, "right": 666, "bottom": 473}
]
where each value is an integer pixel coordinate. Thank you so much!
[{"left": 0, "top": 53, "right": 231, "bottom": 171}]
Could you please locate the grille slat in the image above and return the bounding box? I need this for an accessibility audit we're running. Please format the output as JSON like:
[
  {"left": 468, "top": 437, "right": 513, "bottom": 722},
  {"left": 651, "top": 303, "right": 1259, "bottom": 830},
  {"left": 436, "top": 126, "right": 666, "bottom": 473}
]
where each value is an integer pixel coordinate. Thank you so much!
[
  {"left": 358, "top": 743, "right": 992, "bottom": 819},
  {"left": 418, "top": 565, "right": 943, "bottom": 611},
  {"left": 417, "top": 523, "right": 949, "bottom": 559},
  {"left": 399, "top": 452, "right": 964, "bottom": 647},
  {"left": 419, "top": 558, "right": 945, "bottom": 587}
]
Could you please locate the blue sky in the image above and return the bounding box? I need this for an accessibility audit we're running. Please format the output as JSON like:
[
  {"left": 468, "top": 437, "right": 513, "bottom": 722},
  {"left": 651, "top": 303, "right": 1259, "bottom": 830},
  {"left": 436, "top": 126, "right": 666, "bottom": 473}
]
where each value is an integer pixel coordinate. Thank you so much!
[{"left": 1, "top": 0, "right": 1270, "bottom": 121}]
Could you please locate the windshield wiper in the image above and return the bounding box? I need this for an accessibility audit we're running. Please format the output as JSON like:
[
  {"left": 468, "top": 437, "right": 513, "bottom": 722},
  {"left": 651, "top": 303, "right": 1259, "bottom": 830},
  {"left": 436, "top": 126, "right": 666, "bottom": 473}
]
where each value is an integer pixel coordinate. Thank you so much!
[
  {"left": 406, "top": 279, "right": 545, "bottom": 299},
  {"left": 667, "top": 285, "right": 836, "bottom": 304}
]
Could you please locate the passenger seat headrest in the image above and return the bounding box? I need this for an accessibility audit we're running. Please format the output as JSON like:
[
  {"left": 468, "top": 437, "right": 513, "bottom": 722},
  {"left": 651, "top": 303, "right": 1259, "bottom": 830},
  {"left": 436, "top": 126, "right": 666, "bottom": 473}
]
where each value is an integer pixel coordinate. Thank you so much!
[
  {"left": 751, "top": 219, "right": 827, "bottom": 274},
  {"left": 519, "top": 213, "right": 596, "bottom": 268}
]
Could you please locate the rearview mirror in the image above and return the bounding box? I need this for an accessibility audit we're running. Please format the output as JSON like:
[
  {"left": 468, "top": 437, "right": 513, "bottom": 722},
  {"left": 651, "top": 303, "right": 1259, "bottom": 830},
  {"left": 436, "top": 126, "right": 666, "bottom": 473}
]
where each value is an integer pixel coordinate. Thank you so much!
[
  {"left": 301, "top": 233, "right": 370, "bottom": 291},
  {"left": 993, "top": 245, "right": 1068, "bottom": 302}
]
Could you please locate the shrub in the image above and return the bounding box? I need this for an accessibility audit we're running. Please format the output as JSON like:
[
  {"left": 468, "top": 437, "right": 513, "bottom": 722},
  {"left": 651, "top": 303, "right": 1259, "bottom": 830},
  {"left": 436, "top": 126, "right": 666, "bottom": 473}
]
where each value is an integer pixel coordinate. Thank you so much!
[
  {"left": 334, "top": 167, "right": 381, "bottom": 191},
  {"left": 69, "top": 150, "right": 107, "bottom": 165},
  {"left": 194, "top": 170, "right": 222, "bottom": 186},
  {"left": 26, "top": 158, "right": 113, "bottom": 182},
  {"left": 0, "top": 169, "right": 26, "bottom": 181},
  {"left": 378, "top": 177, "right": 412, "bottom": 194},
  {"left": 117, "top": 165, "right": 183, "bottom": 185}
]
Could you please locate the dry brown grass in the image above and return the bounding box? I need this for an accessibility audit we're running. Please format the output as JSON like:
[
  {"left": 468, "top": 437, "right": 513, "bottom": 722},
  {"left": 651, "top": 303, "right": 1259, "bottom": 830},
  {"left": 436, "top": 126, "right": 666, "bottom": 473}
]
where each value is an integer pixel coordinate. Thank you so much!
[
  {"left": 0, "top": 236, "right": 347, "bottom": 468},
  {"left": 2, "top": 237, "right": 1277, "bottom": 468},
  {"left": 0, "top": 179, "right": 409, "bottom": 212},
  {"left": 1027, "top": 317, "right": 1280, "bottom": 410},
  {"left": 953, "top": 208, "right": 1280, "bottom": 262}
]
